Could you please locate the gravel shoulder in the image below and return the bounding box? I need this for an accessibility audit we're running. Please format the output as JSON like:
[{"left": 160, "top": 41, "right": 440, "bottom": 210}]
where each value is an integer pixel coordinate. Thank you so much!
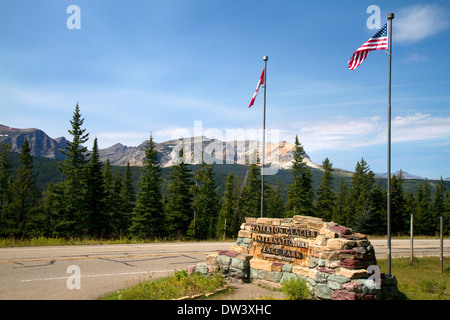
[{"left": 214, "top": 282, "right": 288, "bottom": 300}]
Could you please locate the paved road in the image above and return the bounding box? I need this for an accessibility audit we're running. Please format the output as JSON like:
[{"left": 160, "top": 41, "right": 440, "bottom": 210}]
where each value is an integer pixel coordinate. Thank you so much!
[
  {"left": 0, "top": 242, "right": 232, "bottom": 300},
  {"left": 0, "top": 239, "right": 448, "bottom": 300}
]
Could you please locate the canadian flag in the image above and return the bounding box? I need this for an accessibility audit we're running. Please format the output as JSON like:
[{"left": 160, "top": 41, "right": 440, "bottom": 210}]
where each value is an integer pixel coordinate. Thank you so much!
[{"left": 248, "top": 68, "right": 265, "bottom": 108}]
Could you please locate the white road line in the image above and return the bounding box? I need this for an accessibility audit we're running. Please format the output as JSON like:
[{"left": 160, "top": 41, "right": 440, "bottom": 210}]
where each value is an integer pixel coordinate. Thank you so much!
[{"left": 20, "top": 269, "right": 174, "bottom": 283}]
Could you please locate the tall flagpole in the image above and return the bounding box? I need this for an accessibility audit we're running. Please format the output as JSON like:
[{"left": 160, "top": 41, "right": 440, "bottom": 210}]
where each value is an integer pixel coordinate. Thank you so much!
[
  {"left": 261, "top": 56, "right": 268, "bottom": 218},
  {"left": 387, "top": 13, "right": 394, "bottom": 276}
]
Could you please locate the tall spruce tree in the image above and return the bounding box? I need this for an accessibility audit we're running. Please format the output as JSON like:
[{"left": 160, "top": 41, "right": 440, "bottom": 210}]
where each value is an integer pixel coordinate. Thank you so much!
[
  {"left": 0, "top": 143, "right": 12, "bottom": 236},
  {"left": 444, "top": 189, "right": 450, "bottom": 235},
  {"left": 85, "top": 138, "right": 109, "bottom": 238},
  {"left": 391, "top": 171, "right": 407, "bottom": 235},
  {"left": 121, "top": 162, "right": 135, "bottom": 232},
  {"left": 314, "top": 158, "right": 335, "bottom": 221},
  {"left": 264, "top": 182, "right": 285, "bottom": 218},
  {"left": 415, "top": 179, "right": 434, "bottom": 235},
  {"left": 130, "top": 136, "right": 165, "bottom": 239},
  {"left": 285, "top": 135, "right": 313, "bottom": 217},
  {"left": 165, "top": 144, "right": 193, "bottom": 239},
  {"left": 189, "top": 161, "right": 219, "bottom": 239},
  {"left": 216, "top": 172, "right": 235, "bottom": 239},
  {"left": 4, "top": 138, "right": 41, "bottom": 237},
  {"left": 348, "top": 158, "right": 375, "bottom": 231},
  {"left": 239, "top": 163, "right": 261, "bottom": 218},
  {"left": 57, "top": 103, "right": 89, "bottom": 237},
  {"left": 332, "top": 178, "right": 350, "bottom": 226}
]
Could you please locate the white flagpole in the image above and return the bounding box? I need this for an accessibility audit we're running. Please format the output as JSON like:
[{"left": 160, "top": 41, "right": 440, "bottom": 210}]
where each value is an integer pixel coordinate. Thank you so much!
[
  {"left": 387, "top": 13, "right": 394, "bottom": 276},
  {"left": 261, "top": 56, "right": 268, "bottom": 218}
]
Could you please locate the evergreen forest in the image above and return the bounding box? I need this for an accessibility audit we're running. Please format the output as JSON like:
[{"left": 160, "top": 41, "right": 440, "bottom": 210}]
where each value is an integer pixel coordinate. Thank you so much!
[{"left": 1, "top": 104, "right": 449, "bottom": 240}]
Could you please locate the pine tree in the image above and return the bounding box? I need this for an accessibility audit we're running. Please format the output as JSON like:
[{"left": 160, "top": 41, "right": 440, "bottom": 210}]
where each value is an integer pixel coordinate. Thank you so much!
[
  {"left": 348, "top": 158, "right": 375, "bottom": 231},
  {"left": 415, "top": 179, "right": 434, "bottom": 235},
  {"left": 85, "top": 138, "right": 109, "bottom": 238},
  {"left": 332, "top": 178, "right": 350, "bottom": 226},
  {"left": 357, "top": 184, "right": 386, "bottom": 235},
  {"left": 444, "top": 189, "right": 450, "bottom": 235},
  {"left": 216, "top": 172, "right": 235, "bottom": 239},
  {"left": 264, "top": 182, "right": 285, "bottom": 218},
  {"left": 57, "top": 103, "right": 89, "bottom": 237},
  {"left": 239, "top": 163, "right": 261, "bottom": 218},
  {"left": 0, "top": 143, "right": 12, "bottom": 236},
  {"left": 286, "top": 136, "right": 313, "bottom": 217},
  {"left": 433, "top": 177, "right": 446, "bottom": 222},
  {"left": 130, "top": 136, "right": 165, "bottom": 239},
  {"left": 3, "top": 138, "right": 42, "bottom": 237},
  {"left": 391, "top": 171, "right": 407, "bottom": 235},
  {"left": 121, "top": 162, "right": 135, "bottom": 233},
  {"left": 189, "top": 161, "right": 219, "bottom": 239},
  {"left": 314, "top": 158, "right": 334, "bottom": 221},
  {"left": 165, "top": 145, "right": 193, "bottom": 239}
]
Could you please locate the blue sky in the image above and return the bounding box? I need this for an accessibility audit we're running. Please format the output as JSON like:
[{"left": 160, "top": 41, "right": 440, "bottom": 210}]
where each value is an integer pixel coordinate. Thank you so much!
[{"left": 1, "top": 0, "right": 449, "bottom": 179}]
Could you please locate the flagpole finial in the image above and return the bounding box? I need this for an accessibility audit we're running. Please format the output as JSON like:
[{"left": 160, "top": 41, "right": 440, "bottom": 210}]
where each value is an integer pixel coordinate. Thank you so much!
[
  {"left": 263, "top": 56, "right": 268, "bottom": 61},
  {"left": 387, "top": 13, "right": 394, "bottom": 20}
]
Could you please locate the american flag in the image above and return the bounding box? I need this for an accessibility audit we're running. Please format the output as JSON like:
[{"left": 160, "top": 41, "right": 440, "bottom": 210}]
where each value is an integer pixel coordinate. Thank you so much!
[{"left": 348, "top": 23, "right": 388, "bottom": 70}]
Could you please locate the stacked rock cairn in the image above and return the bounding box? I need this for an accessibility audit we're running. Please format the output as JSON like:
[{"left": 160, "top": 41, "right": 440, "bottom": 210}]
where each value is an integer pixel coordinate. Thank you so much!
[{"left": 195, "top": 216, "right": 399, "bottom": 300}]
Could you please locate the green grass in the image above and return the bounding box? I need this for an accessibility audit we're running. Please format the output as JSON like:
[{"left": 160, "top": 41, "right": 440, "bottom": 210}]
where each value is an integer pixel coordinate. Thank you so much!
[
  {"left": 0, "top": 236, "right": 235, "bottom": 248},
  {"left": 377, "top": 256, "right": 450, "bottom": 300},
  {"left": 281, "top": 277, "right": 312, "bottom": 300},
  {"left": 102, "top": 270, "right": 228, "bottom": 300}
]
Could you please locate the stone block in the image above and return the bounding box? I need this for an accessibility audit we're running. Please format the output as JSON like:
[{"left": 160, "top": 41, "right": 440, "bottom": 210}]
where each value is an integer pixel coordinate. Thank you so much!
[
  {"left": 327, "top": 280, "right": 341, "bottom": 290},
  {"left": 308, "top": 257, "right": 318, "bottom": 268},
  {"left": 338, "top": 268, "right": 368, "bottom": 279},
  {"left": 230, "top": 245, "right": 248, "bottom": 254},
  {"left": 325, "top": 260, "right": 340, "bottom": 269},
  {"left": 245, "top": 218, "right": 257, "bottom": 224},
  {"left": 327, "top": 238, "right": 352, "bottom": 250},
  {"left": 236, "top": 253, "right": 253, "bottom": 261},
  {"left": 328, "top": 225, "right": 352, "bottom": 235},
  {"left": 271, "top": 262, "right": 284, "bottom": 272},
  {"left": 280, "top": 272, "right": 298, "bottom": 284},
  {"left": 332, "top": 290, "right": 357, "bottom": 300},
  {"left": 315, "top": 284, "right": 332, "bottom": 300},
  {"left": 319, "top": 250, "right": 340, "bottom": 261},
  {"left": 205, "top": 254, "right": 217, "bottom": 265},
  {"left": 340, "top": 259, "right": 367, "bottom": 269},
  {"left": 231, "top": 257, "right": 249, "bottom": 271},
  {"left": 319, "top": 227, "right": 338, "bottom": 239},
  {"left": 282, "top": 264, "right": 292, "bottom": 273},
  {"left": 229, "top": 267, "right": 248, "bottom": 280},
  {"left": 250, "top": 258, "right": 272, "bottom": 271},
  {"left": 292, "top": 265, "right": 309, "bottom": 277},
  {"left": 216, "top": 255, "right": 231, "bottom": 266},
  {"left": 327, "top": 274, "right": 351, "bottom": 284},
  {"left": 238, "top": 229, "right": 252, "bottom": 238},
  {"left": 196, "top": 262, "right": 209, "bottom": 274},
  {"left": 316, "top": 267, "right": 335, "bottom": 274},
  {"left": 341, "top": 281, "right": 362, "bottom": 293}
]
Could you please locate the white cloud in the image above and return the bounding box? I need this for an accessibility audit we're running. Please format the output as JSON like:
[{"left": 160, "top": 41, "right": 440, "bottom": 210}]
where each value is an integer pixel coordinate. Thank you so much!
[
  {"left": 392, "top": 113, "right": 450, "bottom": 142},
  {"left": 395, "top": 5, "right": 449, "bottom": 44},
  {"left": 401, "top": 52, "right": 428, "bottom": 64},
  {"left": 288, "top": 113, "right": 450, "bottom": 152}
]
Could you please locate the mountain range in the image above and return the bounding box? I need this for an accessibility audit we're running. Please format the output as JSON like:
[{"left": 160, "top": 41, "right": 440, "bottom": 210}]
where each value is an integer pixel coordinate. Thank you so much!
[
  {"left": 0, "top": 124, "right": 320, "bottom": 171},
  {"left": 1, "top": 124, "right": 446, "bottom": 181}
]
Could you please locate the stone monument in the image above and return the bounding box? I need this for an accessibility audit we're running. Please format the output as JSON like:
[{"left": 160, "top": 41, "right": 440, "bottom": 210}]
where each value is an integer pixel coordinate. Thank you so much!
[{"left": 196, "top": 215, "right": 399, "bottom": 300}]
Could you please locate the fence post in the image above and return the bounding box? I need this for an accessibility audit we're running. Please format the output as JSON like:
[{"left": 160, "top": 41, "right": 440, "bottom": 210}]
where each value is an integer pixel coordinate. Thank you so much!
[
  {"left": 440, "top": 215, "right": 443, "bottom": 275},
  {"left": 410, "top": 213, "right": 414, "bottom": 265}
]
